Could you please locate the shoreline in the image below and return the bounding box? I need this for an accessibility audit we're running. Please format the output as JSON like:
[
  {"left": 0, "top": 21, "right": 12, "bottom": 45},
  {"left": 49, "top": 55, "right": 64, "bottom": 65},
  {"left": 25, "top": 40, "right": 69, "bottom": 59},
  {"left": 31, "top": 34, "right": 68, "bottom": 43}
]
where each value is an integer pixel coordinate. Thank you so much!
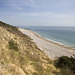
[
  {"left": 29, "top": 29, "right": 75, "bottom": 51},
  {"left": 18, "top": 28, "right": 75, "bottom": 60}
]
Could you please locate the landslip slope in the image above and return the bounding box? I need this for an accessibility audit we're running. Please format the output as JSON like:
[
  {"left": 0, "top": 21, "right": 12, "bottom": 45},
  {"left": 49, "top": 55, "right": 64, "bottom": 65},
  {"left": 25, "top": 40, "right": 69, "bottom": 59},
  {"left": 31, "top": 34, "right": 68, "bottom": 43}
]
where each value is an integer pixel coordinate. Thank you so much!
[{"left": 0, "top": 21, "right": 59, "bottom": 75}]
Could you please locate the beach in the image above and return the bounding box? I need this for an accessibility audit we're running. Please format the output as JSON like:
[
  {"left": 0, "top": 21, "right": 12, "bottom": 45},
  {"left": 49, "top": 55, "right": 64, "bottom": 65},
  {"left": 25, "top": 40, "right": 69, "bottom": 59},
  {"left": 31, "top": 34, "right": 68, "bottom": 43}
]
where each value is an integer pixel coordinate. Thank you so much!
[{"left": 18, "top": 28, "right": 75, "bottom": 60}]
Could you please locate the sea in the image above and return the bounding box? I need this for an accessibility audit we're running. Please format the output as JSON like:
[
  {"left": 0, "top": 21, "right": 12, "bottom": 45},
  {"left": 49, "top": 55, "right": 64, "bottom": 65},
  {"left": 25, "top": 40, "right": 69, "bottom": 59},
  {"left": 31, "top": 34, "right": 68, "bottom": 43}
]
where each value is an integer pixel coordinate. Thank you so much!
[{"left": 19, "top": 26, "right": 75, "bottom": 48}]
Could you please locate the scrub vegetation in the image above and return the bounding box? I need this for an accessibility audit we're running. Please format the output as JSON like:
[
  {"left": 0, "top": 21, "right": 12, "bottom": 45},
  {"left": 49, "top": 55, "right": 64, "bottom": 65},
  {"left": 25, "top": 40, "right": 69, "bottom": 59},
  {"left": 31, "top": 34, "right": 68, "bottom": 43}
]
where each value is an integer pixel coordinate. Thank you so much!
[
  {"left": 0, "top": 21, "right": 75, "bottom": 75},
  {"left": 54, "top": 56, "right": 75, "bottom": 75}
]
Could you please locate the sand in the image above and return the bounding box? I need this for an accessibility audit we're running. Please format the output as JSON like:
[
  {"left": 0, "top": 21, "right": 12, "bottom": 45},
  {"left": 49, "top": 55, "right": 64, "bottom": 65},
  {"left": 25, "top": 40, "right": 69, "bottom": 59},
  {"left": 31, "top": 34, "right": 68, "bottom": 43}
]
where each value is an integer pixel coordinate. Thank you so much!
[{"left": 18, "top": 28, "right": 75, "bottom": 60}]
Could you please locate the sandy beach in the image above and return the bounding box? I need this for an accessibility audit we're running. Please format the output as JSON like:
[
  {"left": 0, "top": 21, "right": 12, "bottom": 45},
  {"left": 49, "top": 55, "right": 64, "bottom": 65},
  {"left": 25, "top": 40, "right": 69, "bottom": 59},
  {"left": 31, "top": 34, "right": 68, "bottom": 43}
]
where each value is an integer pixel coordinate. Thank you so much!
[{"left": 18, "top": 28, "right": 75, "bottom": 60}]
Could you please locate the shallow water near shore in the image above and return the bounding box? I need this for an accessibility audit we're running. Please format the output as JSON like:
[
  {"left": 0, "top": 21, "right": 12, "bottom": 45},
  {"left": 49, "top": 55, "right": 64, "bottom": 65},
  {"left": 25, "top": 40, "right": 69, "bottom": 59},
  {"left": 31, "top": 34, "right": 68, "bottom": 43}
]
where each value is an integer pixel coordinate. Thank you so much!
[{"left": 19, "top": 26, "right": 75, "bottom": 48}]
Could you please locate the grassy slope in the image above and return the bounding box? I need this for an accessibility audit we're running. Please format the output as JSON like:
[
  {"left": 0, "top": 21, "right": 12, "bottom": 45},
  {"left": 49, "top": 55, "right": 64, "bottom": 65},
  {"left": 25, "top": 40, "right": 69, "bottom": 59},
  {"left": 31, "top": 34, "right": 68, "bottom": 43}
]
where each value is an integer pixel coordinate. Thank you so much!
[{"left": 0, "top": 21, "right": 59, "bottom": 75}]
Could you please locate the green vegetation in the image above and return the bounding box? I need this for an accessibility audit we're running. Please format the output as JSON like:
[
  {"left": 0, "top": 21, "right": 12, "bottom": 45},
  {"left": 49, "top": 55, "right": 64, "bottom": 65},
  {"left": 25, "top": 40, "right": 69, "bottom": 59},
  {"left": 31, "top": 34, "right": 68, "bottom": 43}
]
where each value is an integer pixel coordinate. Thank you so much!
[
  {"left": 8, "top": 40, "right": 18, "bottom": 51},
  {"left": 0, "top": 21, "right": 31, "bottom": 39},
  {"left": 0, "top": 21, "right": 18, "bottom": 33},
  {"left": 0, "top": 21, "right": 75, "bottom": 75},
  {"left": 55, "top": 56, "right": 75, "bottom": 75}
]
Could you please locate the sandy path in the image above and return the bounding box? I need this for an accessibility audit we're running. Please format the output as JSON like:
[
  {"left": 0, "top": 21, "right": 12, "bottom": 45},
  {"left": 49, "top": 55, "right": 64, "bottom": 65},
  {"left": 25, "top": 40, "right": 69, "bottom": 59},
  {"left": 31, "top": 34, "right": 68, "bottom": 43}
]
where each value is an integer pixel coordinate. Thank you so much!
[{"left": 18, "top": 28, "right": 75, "bottom": 60}]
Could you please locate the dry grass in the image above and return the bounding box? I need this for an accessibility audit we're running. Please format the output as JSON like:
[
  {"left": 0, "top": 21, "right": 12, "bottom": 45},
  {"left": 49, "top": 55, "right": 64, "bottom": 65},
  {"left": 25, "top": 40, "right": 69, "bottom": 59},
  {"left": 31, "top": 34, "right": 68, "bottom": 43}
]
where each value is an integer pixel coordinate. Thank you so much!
[{"left": 0, "top": 21, "right": 59, "bottom": 75}]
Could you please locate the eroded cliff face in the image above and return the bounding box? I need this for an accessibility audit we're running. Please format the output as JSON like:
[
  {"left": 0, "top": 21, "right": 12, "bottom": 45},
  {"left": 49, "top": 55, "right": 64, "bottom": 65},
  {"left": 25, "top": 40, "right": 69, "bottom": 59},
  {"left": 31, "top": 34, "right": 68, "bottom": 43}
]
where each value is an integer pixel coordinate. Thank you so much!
[{"left": 0, "top": 21, "right": 59, "bottom": 75}]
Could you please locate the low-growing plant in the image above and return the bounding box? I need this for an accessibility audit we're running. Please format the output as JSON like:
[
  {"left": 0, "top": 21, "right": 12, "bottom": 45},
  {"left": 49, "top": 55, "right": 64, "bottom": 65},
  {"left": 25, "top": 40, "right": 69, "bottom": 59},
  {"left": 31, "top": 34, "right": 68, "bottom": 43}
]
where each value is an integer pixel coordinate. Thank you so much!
[
  {"left": 54, "top": 56, "right": 75, "bottom": 74},
  {"left": 8, "top": 39, "right": 18, "bottom": 51}
]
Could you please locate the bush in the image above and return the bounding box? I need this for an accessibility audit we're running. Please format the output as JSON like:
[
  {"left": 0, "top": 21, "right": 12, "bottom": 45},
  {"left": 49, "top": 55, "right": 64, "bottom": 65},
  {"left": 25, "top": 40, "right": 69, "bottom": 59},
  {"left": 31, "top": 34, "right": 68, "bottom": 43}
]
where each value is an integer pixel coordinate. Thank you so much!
[
  {"left": 55, "top": 56, "right": 75, "bottom": 73},
  {"left": 8, "top": 40, "right": 18, "bottom": 51}
]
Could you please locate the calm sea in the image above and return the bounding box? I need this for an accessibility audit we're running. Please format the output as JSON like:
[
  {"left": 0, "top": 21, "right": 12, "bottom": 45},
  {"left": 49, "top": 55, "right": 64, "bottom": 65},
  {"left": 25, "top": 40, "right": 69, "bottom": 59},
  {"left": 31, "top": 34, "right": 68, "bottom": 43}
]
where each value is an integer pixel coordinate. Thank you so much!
[{"left": 19, "top": 26, "right": 75, "bottom": 48}]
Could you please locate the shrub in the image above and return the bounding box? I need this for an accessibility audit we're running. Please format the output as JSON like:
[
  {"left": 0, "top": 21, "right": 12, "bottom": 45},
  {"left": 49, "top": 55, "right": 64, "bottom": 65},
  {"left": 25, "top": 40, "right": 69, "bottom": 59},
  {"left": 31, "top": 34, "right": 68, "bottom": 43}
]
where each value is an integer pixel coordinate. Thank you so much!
[
  {"left": 8, "top": 40, "right": 18, "bottom": 51},
  {"left": 55, "top": 56, "right": 75, "bottom": 73}
]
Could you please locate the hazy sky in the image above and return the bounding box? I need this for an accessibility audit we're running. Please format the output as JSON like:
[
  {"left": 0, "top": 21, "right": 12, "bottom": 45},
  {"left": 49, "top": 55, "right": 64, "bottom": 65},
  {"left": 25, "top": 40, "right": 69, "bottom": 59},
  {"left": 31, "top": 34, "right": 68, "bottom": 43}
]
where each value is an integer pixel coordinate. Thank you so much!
[{"left": 0, "top": 0, "right": 75, "bottom": 26}]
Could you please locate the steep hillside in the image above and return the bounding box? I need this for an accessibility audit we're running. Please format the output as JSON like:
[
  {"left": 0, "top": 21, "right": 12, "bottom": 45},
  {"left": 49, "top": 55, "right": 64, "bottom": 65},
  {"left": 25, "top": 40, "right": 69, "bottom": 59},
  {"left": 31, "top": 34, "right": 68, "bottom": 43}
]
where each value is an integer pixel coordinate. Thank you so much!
[{"left": 0, "top": 21, "right": 59, "bottom": 75}]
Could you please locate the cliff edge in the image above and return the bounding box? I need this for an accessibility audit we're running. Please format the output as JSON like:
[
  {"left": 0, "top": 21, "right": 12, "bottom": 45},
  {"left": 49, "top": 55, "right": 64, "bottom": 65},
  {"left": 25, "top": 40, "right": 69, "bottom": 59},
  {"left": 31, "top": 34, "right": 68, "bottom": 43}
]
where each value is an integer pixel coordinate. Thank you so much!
[{"left": 0, "top": 21, "right": 59, "bottom": 75}]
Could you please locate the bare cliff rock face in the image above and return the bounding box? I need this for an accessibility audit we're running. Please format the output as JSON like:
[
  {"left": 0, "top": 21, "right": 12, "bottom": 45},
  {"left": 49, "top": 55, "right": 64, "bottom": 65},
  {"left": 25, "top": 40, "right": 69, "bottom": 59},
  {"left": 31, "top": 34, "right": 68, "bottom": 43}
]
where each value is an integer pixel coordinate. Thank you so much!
[{"left": 0, "top": 21, "right": 59, "bottom": 75}]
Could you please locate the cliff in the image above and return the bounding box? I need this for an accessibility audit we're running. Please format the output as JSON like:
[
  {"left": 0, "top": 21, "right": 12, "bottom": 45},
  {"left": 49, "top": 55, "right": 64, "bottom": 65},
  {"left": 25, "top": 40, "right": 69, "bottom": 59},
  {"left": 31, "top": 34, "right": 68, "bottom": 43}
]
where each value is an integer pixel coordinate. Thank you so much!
[{"left": 0, "top": 21, "right": 59, "bottom": 75}]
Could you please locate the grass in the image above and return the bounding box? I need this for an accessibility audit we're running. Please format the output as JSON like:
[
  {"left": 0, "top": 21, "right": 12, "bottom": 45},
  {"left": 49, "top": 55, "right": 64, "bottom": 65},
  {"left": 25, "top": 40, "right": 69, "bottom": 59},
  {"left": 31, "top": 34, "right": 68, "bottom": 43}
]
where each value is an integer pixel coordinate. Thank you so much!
[
  {"left": 1, "top": 21, "right": 74, "bottom": 75},
  {"left": 1, "top": 21, "right": 59, "bottom": 75},
  {"left": 8, "top": 39, "right": 18, "bottom": 51}
]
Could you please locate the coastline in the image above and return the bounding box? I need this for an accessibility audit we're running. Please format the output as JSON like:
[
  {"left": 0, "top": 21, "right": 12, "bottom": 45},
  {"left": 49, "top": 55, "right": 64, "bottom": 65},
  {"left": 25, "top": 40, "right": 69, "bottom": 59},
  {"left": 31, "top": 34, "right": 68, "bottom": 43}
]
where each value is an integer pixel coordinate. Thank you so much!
[
  {"left": 18, "top": 28, "right": 75, "bottom": 60},
  {"left": 29, "top": 29, "right": 75, "bottom": 50}
]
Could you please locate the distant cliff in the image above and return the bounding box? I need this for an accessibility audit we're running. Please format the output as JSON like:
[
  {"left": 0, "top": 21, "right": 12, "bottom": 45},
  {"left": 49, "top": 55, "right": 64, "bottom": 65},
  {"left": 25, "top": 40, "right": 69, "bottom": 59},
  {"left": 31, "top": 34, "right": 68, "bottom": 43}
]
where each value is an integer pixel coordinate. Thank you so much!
[{"left": 0, "top": 21, "right": 59, "bottom": 75}]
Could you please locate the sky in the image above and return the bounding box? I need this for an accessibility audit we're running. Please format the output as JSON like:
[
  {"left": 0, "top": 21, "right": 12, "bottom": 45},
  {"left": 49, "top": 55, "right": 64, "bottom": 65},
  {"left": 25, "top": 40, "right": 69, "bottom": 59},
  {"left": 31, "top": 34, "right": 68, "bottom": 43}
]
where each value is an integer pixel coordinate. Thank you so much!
[{"left": 0, "top": 0, "right": 75, "bottom": 26}]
